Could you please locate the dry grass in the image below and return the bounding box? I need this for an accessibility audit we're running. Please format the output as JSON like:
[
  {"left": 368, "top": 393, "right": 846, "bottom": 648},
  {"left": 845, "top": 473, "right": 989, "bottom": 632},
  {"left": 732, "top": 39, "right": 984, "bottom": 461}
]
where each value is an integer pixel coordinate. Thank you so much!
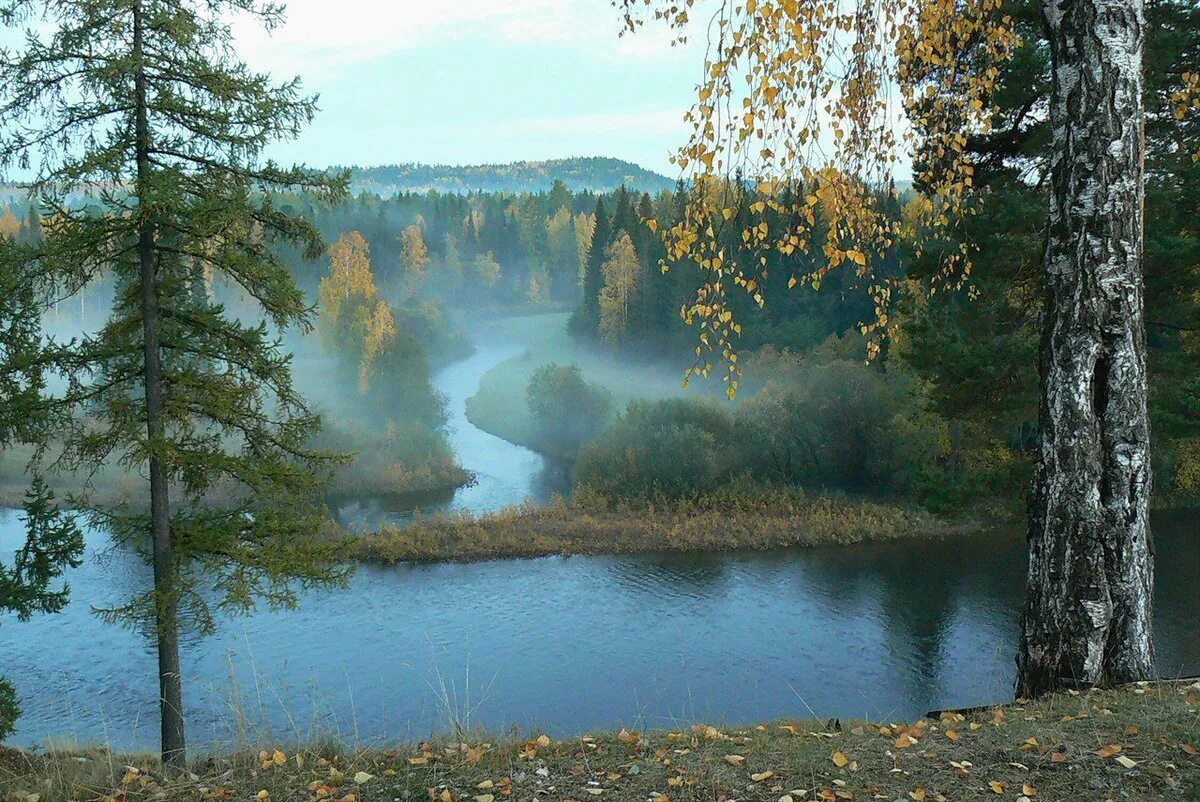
[
  {"left": 355, "top": 486, "right": 978, "bottom": 564},
  {"left": 2, "top": 682, "right": 1197, "bottom": 802}
]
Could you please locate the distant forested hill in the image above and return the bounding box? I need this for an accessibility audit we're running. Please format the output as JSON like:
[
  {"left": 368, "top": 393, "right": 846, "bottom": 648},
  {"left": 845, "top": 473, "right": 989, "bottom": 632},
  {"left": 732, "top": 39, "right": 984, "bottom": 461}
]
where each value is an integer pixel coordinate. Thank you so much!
[{"left": 348, "top": 157, "right": 675, "bottom": 195}]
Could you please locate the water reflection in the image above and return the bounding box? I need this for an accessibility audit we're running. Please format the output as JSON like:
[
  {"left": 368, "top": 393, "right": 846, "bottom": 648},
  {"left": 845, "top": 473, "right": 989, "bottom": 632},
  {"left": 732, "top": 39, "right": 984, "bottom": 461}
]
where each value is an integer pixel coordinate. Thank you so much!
[{"left": 0, "top": 510, "right": 1196, "bottom": 750}]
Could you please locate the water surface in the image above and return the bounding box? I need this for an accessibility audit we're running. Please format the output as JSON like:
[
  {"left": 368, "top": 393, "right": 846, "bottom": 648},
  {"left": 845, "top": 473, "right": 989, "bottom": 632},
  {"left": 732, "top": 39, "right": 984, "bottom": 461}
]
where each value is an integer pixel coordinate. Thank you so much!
[
  {"left": 1, "top": 322, "right": 1196, "bottom": 750},
  {"left": 1, "top": 509, "right": 1195, "bottom": 750}
]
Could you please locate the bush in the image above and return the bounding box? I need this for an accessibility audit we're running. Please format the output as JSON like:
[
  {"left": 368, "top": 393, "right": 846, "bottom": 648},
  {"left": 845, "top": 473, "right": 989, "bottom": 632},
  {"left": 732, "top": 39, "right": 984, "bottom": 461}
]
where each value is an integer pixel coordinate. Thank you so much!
[
  {"left": 525, "top": 363, "right": 612, "bottom": 454},
  {"left": 359, "top": 325, "right": 449, "bottom": 431},
  {"left": 394, "top": 298, "right": 472, "bottom": 365},
  {"left": 314, "top": 418, "right": 468, "bottom": 498},
  {"left": 741, "top": 353, "right": 942, "bottom": 496},
  {"left": 574, "top": 398, "right": 744, "bottom": 499},
  {"left": 0, "top": 676, "right": 17, "bottom": 741}
]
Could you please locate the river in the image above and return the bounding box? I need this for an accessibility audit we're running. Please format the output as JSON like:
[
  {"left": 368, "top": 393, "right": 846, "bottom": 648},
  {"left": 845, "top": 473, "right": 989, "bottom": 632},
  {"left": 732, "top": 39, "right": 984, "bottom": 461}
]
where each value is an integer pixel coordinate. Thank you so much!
[
  {"left": 333, "top": 335, "right": 568, "bottom": 530},
  {"left": 0, "top": 331, "right": 1197, "bottom": 750}
]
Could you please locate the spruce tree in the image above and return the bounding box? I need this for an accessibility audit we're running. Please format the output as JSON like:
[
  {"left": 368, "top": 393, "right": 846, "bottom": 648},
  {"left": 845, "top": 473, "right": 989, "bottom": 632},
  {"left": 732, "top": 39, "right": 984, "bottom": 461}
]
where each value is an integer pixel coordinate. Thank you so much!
[
  {"left": 611, "top": 185, "right": 637, "bottom": 242},
  {"left": 631, "top": 192, "right": 663, "bottom": 344},
  {"left": 0, "top": 0, "right": 350, "bottom": 768}
]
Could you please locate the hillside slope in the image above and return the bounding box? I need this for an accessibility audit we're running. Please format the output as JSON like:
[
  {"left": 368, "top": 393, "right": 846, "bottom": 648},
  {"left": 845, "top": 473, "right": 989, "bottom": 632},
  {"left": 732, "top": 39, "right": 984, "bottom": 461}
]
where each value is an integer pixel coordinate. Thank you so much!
[{"left": 348, "top": 156, "right": 675, "bottom": 195}]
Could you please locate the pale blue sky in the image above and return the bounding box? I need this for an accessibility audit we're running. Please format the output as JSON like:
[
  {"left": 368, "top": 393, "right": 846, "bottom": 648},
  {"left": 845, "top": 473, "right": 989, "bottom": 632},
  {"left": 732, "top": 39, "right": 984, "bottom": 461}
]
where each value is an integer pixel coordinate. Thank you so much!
[{"left": 242, "top": 0, "right": 706, "bottom": 175}]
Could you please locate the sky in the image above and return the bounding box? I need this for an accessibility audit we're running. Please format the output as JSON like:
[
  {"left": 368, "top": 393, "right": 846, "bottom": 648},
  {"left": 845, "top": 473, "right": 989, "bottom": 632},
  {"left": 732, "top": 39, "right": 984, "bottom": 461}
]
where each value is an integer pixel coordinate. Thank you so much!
[{"left": 236, "top": 0, "right": 707, "bottom": 176}]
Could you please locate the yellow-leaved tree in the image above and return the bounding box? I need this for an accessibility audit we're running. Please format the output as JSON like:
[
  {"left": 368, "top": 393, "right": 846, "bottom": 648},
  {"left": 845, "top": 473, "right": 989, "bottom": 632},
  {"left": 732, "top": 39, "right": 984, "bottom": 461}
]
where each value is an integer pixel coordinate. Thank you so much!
[
  {"left": 598, "top": 232, "right": 641, "bottom": 344},
  {"left": 400, "top": 223, "right": 430, "bottom": 295},
  {"left": 319, "top": 231, "right": 395, "bottom": 390},
  {"left": 620, "top": 0, "right": 1156, "bottom": 696}
]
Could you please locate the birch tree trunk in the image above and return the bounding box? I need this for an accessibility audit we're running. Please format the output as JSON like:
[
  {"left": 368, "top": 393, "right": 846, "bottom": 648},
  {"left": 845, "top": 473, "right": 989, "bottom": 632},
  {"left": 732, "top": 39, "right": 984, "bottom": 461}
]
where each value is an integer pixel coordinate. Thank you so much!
[{"left": 1016, "top": 0, "right": 1154, "bottom": 697}]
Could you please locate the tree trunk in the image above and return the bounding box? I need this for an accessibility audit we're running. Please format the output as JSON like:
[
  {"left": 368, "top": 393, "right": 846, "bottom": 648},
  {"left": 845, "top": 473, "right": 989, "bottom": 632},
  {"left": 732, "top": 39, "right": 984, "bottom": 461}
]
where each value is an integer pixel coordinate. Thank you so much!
[
  {"left": 1017, "top": 0, "right": 1154, "bottom": 697},
  {"left": 133, "top": 0, "right": 186, "bottom": 771}
]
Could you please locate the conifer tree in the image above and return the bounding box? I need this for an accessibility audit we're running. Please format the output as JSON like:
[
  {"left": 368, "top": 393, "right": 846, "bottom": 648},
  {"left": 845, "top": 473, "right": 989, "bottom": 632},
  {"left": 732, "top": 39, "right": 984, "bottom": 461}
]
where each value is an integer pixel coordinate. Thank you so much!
[
  {"left": 0, "top": 0, "right": 350, "bottom": 768},
  {"left": 610, "top": 185, "right": 638, "bottom": 243},
  {"left": 0, "top": 232, "right": 84, "bottom": 741}
]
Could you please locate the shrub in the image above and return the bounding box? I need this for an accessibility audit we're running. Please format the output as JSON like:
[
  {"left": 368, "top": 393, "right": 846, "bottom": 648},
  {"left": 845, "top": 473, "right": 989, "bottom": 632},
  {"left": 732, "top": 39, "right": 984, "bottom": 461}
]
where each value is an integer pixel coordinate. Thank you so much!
[
  {"left": 574, "top": 398, "right": 744, "bottom": 499},
  {"left": 394, "top": 298, "right": 472, "bottom": 365},
  {"left": 0, "top": 676, "right": 17, "bottom": 741},
  {"left": 741, "top": 353, "right": 942, "bottom": 496},
  {"left": 526, "top": 363, "right": 612, "bottom": 454}
]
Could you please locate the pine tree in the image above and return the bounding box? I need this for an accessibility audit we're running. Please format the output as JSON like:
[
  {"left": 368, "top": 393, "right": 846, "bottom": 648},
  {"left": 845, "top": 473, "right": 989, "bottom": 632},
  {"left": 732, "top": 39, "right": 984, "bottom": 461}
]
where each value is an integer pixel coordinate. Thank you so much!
[{"left": 0, "top": 0, "right": 351, "bottom": 768}]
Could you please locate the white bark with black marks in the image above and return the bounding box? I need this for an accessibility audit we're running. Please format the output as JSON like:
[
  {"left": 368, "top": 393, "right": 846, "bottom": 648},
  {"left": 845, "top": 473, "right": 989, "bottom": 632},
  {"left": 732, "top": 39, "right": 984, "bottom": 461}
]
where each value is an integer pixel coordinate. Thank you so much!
[{"left": 1017, "top": 0, "right": 1154, "bottom": 696}]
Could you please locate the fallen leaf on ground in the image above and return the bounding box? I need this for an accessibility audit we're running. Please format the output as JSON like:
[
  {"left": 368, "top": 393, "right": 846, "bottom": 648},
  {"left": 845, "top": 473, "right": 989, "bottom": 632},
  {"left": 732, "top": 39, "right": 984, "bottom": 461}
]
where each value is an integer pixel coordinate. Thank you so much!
[
  {"left": 832, "top": 751, "right": 849, "bottom": 767},
  {"left": 1094, "top": 744, "right": 1122, "bottom": 757},
  {"left": 724, "top": 755, "right": 745, "bottom": 766},
  {"left": 988, "top": 780, "right": 1007, "bottom": 794},
  {"left": 752, "top": 771, "right": 774, "bottom": 782}
]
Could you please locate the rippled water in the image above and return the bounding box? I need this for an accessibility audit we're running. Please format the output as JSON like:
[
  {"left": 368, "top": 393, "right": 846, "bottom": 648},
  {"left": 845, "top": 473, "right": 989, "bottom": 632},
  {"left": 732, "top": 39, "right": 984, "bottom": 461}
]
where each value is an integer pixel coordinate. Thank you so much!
[
  {"left": 2, "top": 510, "right": 1196, "bottom": 751},
  {"left": 0, "top": 323, "right": 1196, "bottom": 750}
]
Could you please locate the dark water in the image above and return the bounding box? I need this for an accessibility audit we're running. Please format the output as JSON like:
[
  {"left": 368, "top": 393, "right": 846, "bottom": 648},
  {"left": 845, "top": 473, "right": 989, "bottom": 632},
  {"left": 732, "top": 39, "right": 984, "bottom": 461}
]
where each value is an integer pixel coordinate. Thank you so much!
[
  {"left": 1, "top": 329, "right": 1197, "bottom": 750},
  {"left": 1, "top": 509, "right": 1196, "bottom": 750}
]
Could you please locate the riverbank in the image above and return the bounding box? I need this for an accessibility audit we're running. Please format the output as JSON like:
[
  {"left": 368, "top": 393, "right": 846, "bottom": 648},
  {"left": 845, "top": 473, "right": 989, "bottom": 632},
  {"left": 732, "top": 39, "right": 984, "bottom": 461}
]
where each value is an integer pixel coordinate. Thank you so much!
[
  {"left": 356, "top": 486, "right": 986, "bottom": 564},
  {"left": 463, "top": 312, "right": 719, "bottom": 458},
  {"left": 2, "top": 682, "right": 1196, "bottom": 802}
]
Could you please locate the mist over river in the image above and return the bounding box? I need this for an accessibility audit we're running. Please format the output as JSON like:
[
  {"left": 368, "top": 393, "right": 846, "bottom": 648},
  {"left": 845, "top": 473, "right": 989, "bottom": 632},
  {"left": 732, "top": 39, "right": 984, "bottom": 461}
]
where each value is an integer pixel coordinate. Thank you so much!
[{"left": 1, "top": 328, "right": 1197, "bottom": 751}]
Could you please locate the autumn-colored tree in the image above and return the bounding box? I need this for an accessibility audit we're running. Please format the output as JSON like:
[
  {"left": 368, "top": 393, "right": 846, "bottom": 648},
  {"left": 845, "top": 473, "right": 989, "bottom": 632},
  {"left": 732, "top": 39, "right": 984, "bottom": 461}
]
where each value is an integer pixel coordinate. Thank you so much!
[
  {"left": 469, "top": 250, "right": 502, "bottom": 288},
  {"left": 574, "top": 211, "right": 596, "bottom": 287},
  {"left": 356, "top": 298, "right": 397, "bottom": 393},
  {"left": 526, "top": 271, "right": 550, "bottom": 306},
  {"left": 599, "top": 232, "right": 640, "bottom": 344},
  {"left": 622, "top": 0, "right": 1156, "bottom": 694},
  {"left": 570, "top": 198, "right": 610, "bottom": 337},
  {"left": 317, "top": 231, "right": 398, "bottom": 391},
  {"left": 0, "top": 206, "right": 20, "bottom": 239},
  {"left": 319, "top": 231, "right": 376, "bottom": 348},
  {"left": 546, "top": 206, "right": 577, "bottom": 299},
  {"left": 400, "top": 224, "right": 430, "bottom": 294}
]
